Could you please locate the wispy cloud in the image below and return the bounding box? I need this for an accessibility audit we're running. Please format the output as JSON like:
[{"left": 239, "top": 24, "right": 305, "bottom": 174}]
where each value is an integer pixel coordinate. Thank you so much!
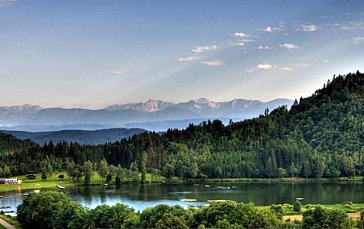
[
  {"left": 256, "top": 63, "right": 275, "bottom": 70},
  {"left": 339, "top": 21, "right": 364, "bottom": 31},
  {"left": 178, "top": 56, "right": 198, "bottom": 62},
  {"left": 245, "top": 63, "right": 276, "bottom": 73},
  {"left": 353, "top": 37, "right": 364, "bottom": 44},
  {"left": 201, "top": 60, "right": 224, "bottom": 67},
  {"left": 232, "top": 32, "right": 255, "bottom": 42},
  {"left": 282, "top": 67, "right": 293, "bottom": 71},
  {"left": 108, "top": 69, "right": 128, "bottom": 75},
  {"left": 0, "top": 0, "right": 16, "bottom": 7},
  {"left": 297, "top": 24, "right": 318, "bottom": 32},
  {"left": 264, "top": 26, "right": 282, "bottom": 32},
  {"left": 192, "top": 45, "right": 217, "bottom": 53},
  {"left": 257, "top": 45, "right": 271, "bottom": 50},
  {"left": 233, "top": 32, "right": 249, "bottom": 38},
  {"left": 280, "top": 43, "right": 298, "bottom": 49}
]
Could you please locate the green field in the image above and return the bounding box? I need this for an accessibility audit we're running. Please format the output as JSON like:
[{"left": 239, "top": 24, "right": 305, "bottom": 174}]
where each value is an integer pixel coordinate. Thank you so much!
[{"left": 0, "top": 171, "right": 166, "bottom": 192}]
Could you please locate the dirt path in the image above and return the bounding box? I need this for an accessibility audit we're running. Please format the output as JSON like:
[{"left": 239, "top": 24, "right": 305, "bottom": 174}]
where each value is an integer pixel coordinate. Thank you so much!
[
  {"left": 282, "top": 212, "right": 361, "bottom": 222},
  {"left": 282, "top": 214, "right": 303, "bottom": 221},
  {"left": 0, "top": 218, "right": 16, "bottom": 229},
  {"left": 347, "top": 212, "right": 361, "bottom": 219}
]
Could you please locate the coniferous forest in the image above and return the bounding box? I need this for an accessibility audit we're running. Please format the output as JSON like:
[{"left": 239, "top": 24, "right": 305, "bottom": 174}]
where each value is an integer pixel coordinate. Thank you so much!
[{"left": 0, "top": 71, "right": 363, "bottom": 180}]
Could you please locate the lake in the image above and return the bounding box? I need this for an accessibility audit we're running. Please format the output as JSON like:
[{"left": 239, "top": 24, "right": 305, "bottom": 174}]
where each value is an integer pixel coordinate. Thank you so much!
[{"left": 1, "top": 182, "right": 364, "bottom": 215}]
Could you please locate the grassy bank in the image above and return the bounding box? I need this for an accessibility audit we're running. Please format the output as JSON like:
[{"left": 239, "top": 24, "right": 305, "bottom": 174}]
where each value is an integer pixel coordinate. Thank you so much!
[
  {"left": 1, "top": 173, "right": 362, "bottom": 192},
  {"left": 186, "top": 176, "right": 364, "bottom": 183},
  {"left": 0, "top": 213, "right": 22, "bottom": 229},
  {"left": 0, "top": 172, "right": 165, "bottom": 192}
]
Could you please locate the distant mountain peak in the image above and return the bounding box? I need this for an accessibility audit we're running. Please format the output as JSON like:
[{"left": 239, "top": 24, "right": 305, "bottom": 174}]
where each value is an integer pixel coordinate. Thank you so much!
[
  {"left": 106, "top": 99, "right": 175, "bottom": 112},
  {"left": 141, "top": 99, "right": 174, "bottom": 112},
  {"left": 1, "top": 104, "right": 43, "bottom": 111},
  {"left": 191, "top": 98, "right": 219, "bottom": 109}
]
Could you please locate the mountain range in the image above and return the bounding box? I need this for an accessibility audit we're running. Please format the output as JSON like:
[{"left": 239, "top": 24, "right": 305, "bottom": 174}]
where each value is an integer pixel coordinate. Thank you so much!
[{"left": 0, "top": 98, "right": 293, "bottom": 132}]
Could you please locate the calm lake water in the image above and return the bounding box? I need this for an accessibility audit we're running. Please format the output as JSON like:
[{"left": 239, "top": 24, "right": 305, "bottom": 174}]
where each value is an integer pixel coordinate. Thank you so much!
[{"left": 1, "top": 182, "right": 364, "bottom": 215}]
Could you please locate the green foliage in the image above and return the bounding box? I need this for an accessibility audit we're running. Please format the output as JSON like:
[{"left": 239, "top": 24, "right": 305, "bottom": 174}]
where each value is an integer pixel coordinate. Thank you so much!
[
  {"left": 155, "top": 212, "right": 189, "bottom": 229},
  {"left": 82, "top": 161, "right": 93, "bottom": 185},
  {"left": 97, "top": 159, "right": 109, "bottom": 182},
  {"left": 302, "top": 206, "right": 351, "bottom": 229},
  {"left": 293, "top": 200, "right": 302, "bottom": 212},
  {"left": 271, "top": 204, "right": 284, "bottom": 219},
  {"left": 192, "top": 201, "right": 279, "bottom": 228},
  {"left": 85, "top": 204, "right": 138, "bottom": 229},
  {"left": 17, "top": 191, "right": 83, "bottom": 229},
  {"left": 139, "top": 204, "right": 190, "bottom": 229}
]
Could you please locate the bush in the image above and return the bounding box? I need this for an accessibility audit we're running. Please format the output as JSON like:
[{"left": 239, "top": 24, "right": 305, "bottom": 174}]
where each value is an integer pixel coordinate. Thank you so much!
[
  {"left": 293, "top": 200, "right": 302, "bottom": 212},
  {"left": 17, "top": 192, "right": 87, "bottom": 229},
  {"left": 192, "top": 201, "right": 279, "bottom": 228},
  {"left": 41, "top": 173, "right": 47, "bottom": 180},
  {"left": 86, "top": 204, "right": 138, "bottom": 229},
  {"left": 139, "top": 204, "right": 190, "bottom": 229},
  {"left": 302, "top": 206, "right": 351, "bottom": 229},
  {"left": 270, "top": 204, "right": 284, "bottom": 219}
]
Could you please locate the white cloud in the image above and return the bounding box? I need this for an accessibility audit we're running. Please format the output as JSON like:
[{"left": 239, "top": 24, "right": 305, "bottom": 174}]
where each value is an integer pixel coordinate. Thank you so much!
[
  {"left": 235, "top": 42, "right": 245, "bottom": 46},
  {"left": 178, "top": 56, "right": 198, "bottom": 62},
  {"left": 232, "top": 32, "right": 255, "bottom": 42},
  {"left": 340, "top": 21, "right": 364, "bottom": 31},
  {"left": 233, "top": 32, "right": 248, "bottom": 38},
  {"left": 323, "top": 59, "right": 329, "bottom": 63},
  {"left": 280, "top": 43, "right": 298, "bottom": 49},
  {"left": 108, "top": 69, "right": 128, "bottom": 75},
  {"left": 257, "top": 45, "right": 271, "bottom": 50},
  {"left": 192, "top": 45, "right": 217, "bottom": 53},
  {"left": 256, "top": 63, "right": 274, "bottom": 70},
  {"left": 229, "top": 42, "right": 245, "bottom": 47},
  {"left": 201, "top": 60, "right": 224, "bottom": 67},
  {"left": 264, "top": 26, "right": 282, "bottom": 32},
  {"left": 298, "top": 24, "right": 318, "bottom": 32},
  {"left": 282, "top": 67, "right": 293, "bottom": 71},
  {"left": 353, "top": 37, "right": 364, "bottom": 44},
  {"left": 265, "top": 26, "right": 273, "bottom": 32}
]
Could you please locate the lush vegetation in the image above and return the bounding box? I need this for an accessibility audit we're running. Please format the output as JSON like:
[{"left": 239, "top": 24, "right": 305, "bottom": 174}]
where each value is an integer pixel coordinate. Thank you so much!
[
  {"left": 16, "top": 192, "right": 364, "bottom": 229},
  {"left": 0, "top": 72, "right": 363, "bottom": 182}
]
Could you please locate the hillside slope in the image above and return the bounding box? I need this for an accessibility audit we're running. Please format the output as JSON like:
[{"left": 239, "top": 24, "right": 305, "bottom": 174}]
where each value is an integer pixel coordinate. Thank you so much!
[{"left": 0, "top": 128, "right": 147, "bottom": 145}]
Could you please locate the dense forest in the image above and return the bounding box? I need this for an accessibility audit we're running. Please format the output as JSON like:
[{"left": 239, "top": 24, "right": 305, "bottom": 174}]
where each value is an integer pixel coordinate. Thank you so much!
[{"left": 0, "top": 71, "right": 363, "bottom": 180}]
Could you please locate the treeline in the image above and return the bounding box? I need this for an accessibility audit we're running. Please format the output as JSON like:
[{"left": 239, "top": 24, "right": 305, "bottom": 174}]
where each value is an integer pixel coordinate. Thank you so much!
[
  {"left": 16, "top": 192, "right": 363, "bottom": 229},
  {"left": 0, "top": 71, "right": 363, "bottom": 180}
]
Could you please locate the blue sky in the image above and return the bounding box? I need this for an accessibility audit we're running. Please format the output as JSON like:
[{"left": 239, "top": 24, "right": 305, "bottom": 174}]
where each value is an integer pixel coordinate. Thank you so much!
[{"left": 0, "top": 0, "right": 363, "bottom": 108}]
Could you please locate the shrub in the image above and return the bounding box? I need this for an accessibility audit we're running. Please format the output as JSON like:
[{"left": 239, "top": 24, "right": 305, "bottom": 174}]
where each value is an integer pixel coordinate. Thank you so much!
[
  {"left": 18, "top": 192, "right": 87, "bottom": 229},
  {"left": 293, "top": 200, "right": 302, "bottom": 212},
  {"left": 41, "top": 173, "right": 47, "bottom": 180},
  {"left": 302, "top": 206, "right": 350, "bottom": 229},
  {"left": 270, "top": 204, "right": 284, "bottom": 219}
]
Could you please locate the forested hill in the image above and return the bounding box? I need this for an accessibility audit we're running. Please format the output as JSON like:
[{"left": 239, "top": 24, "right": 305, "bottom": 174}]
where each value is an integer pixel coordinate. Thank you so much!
[
  {"left": 0, "top": 128, "right": 147, "bottom": 145},
  {"left": 0, "top": 71, "right": 363, "bottom": 179}
]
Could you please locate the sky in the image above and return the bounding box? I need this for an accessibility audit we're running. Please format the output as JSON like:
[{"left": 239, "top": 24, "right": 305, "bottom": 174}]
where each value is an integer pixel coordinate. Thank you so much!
[{"left": 0, "top": 0, "right": 363, "bottom": 109}]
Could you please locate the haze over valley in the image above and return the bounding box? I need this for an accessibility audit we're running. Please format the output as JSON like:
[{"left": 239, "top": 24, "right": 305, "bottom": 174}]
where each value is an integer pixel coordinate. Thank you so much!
[{"left": 0, "top": 98, "right": 292, "bottom": 132}]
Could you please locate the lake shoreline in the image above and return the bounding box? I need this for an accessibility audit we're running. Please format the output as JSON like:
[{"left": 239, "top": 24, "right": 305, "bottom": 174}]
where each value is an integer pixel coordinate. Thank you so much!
[{"left": 1, "top": 174, "right": 363, "bottom": 192}]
